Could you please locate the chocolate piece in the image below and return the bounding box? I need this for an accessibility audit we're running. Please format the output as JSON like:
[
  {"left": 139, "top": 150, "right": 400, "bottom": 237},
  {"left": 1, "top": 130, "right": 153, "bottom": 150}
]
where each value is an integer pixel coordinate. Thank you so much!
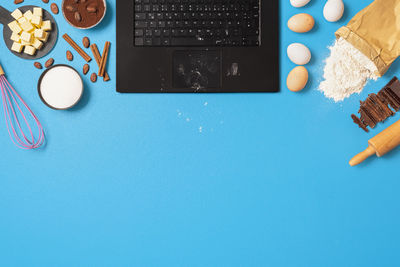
[
  {"left": 14, "top": 0, "right": 24, "bottom": 4},
  {"left": 378, "top": 90, "right": 395, "bottom": 111},
  {"left": 385, "top": 77, "right": 400, "bottom": 104},
  {"left": 370, "top": 94, "right": 393, "bottom": 118},
  {"left": 363, "top": 96, "right": 383, "bottom": 124},
  {"left": 386, "top": 77, "right": 400, "bottom": 94},
  {"left": 381, "top": 89, "right": 400, "bottom": 111},
  {"left": 352, "top": 114, "right": 369, "bottom": 132},
  {"left": 364, "top": 97, "right": 382, "bottom": 123},
  {"left": 42, "top": 0, "right": 49, "bottom": 3},
  {"left": 352, "top": 76, "right": 400, "bottom": 132},
  {"left": 385, "top": 89, "right": 400, "bottom": 111},
  {"left": 62, "top": 0, "right": 105, "bottom": 29},
  {"left": 360, "top": 105, "right": 377, "bottom": 128}
]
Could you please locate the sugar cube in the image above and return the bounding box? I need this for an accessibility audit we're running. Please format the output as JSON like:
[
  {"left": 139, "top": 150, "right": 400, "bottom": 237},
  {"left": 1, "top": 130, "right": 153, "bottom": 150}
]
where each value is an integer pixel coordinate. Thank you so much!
[
  {"left": 34, "top": 29, "right": 44, "bottom": 39},
  {"left": 23, "top": 10, "right": 33, "bottom": 21},
  {"left": 11, "top": 9, "right": 23, "bottom": 20},
  {"left": 32, "top": 38, "right": 43, "bottom": 50},
  {"left": 38, "top": 31, "right": 49, "bottom": 42},
  {"left": 21, "top": 40, "right": 31, "bottom": 46},
  {"left": 18, "top": 16, "right": 27, "bottom": 24},
  {"left": 41, "top": 20, "right": 52, "bottom": 31},
  {"left": 24, "top": 45, "right": 36, "bottom": 56},
  {"left": 31, "top": 15, "right": 42, "bottom": 27},
  {"left": 20, "top": 20, "right": 34, "bottom": 32},
  {"left": 11, "top": 42, "right": 23, "bottom": 53},
  {"left": 20, "top": 31, "right": 32, "bottom": 43},
  {"left": 8, "top": 21, "right": 22, "bottom": 33},
  {"left": 10, "top": 32, "right": 20, "bottom": 43},
  {"left": 33, "top": 7, "right": 43, "bottom": 17}
]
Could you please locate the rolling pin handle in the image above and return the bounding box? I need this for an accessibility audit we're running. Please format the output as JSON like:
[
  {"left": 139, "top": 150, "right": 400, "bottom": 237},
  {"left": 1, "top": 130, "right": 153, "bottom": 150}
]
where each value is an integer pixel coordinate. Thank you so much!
[{"left": 349, "top": 146, "right": 376, "bottom": 167}]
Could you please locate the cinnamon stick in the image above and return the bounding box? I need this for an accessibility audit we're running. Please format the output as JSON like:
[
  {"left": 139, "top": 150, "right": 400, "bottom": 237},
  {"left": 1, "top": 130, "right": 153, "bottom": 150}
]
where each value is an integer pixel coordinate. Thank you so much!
[
  {"left": 98, "top": 41, "right": 110, "bottom": 77},
  {"left": 90, "top": 44, "right": 110, "bottom": 81},
  {"left": 62, "top": 34, "right": 92, "bottom": 62}
]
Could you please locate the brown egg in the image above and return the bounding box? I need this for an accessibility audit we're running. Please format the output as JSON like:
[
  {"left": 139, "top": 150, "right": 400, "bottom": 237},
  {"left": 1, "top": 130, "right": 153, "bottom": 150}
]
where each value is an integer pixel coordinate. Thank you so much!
[
  {"left": 288, "top": 13, "right": 315, "bottom": 33},
  {"left": 287, "top": 66, "right": 308, "bottom": 92}
]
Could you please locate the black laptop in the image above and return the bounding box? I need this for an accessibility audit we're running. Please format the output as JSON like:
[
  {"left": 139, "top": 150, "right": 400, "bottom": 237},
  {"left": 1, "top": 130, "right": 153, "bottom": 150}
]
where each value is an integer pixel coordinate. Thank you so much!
[{"left": 116, "top": 0, "right": 279, "bottom": 93}]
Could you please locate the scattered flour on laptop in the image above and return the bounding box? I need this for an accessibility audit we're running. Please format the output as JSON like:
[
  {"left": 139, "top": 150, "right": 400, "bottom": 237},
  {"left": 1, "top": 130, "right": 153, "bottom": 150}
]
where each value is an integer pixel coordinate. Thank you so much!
[{"left": 319, "top": 37, "right": 378, "bottom": 102}]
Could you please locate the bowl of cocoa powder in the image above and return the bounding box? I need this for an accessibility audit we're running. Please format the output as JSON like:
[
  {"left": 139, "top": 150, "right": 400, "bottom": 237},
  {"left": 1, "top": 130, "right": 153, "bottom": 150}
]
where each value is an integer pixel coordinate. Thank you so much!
[{"left": 62, "top": 0, "right": 106, "bottom": 29}]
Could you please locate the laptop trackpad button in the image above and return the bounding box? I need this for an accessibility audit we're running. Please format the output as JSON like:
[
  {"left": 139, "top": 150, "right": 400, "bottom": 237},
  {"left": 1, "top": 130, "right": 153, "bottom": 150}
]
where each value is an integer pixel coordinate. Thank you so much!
[{"left": 173, "top": 50, "right": 221, "bottom": 90}]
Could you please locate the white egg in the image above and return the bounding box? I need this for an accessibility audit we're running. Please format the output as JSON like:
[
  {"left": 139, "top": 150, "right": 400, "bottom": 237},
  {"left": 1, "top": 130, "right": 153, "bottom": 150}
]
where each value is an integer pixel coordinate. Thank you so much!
[
  {"left": 323, "top": 0, "right": 344, "bottom": 22},
  {"left": 287, "top": 43, "right": 311, "bottom": 65},
  {"left": 290, "top": 0, "right": 311, "bottom": 8}
]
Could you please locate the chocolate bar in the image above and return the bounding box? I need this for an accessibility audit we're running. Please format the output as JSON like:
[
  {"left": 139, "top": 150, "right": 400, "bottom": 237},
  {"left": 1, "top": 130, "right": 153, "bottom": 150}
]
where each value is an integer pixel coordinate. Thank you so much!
[{"left": 352, "top": 77, "right": 400, "bottom": 132}]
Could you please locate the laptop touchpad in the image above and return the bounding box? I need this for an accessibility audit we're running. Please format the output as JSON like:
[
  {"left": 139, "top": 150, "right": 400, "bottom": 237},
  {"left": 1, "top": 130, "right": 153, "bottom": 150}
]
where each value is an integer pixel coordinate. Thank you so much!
[{"left": 173, "top": 50, "right": 221, "bottom": 90}]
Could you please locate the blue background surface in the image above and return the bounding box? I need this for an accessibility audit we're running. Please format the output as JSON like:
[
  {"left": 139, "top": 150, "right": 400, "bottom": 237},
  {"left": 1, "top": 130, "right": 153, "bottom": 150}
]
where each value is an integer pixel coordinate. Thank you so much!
[{"left": 1, "top": 0, "right": 400, "bottom": 266}]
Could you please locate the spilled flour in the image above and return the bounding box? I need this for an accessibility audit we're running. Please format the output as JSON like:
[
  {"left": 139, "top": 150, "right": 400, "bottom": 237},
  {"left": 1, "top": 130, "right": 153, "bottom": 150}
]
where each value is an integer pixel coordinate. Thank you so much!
[{"left": 319, "top": 37, "right": 378, "bottom": 102}]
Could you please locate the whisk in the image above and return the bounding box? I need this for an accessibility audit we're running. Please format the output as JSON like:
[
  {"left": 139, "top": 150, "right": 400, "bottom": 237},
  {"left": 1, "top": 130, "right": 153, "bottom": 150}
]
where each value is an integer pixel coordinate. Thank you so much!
[{"left": 0, "top": 63, "right": 44, "bottom": 149}]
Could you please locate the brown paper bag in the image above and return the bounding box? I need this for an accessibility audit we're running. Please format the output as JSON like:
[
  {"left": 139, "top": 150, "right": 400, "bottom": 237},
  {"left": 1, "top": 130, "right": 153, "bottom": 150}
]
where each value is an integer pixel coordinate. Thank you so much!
[{"left": 336, "top": 0, "right": 400, "bottom": 77}]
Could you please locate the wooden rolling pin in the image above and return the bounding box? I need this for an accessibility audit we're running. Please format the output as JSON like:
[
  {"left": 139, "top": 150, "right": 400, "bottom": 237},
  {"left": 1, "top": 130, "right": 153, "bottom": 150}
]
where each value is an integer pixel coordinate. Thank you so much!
[{"left": 350, "top": 119, "right": 400, "bottom": 166}]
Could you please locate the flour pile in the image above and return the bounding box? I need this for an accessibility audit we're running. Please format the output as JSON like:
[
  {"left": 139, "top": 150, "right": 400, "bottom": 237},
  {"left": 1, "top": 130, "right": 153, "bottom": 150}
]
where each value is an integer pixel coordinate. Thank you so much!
[{"left": 319, "top": 37, "right": 378, "bottom": 102}]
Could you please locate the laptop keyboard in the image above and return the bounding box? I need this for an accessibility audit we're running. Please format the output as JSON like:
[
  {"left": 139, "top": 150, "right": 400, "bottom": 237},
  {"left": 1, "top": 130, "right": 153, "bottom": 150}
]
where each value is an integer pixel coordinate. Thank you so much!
[{"left": 134, "top": 0, "right": 261, "bottom": 47}]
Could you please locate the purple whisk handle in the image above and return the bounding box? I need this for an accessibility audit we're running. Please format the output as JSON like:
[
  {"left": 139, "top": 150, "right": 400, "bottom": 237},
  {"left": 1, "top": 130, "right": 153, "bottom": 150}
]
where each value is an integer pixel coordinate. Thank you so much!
[{"left": 0, "top": 75, "right": 44, "bottom": 149}]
